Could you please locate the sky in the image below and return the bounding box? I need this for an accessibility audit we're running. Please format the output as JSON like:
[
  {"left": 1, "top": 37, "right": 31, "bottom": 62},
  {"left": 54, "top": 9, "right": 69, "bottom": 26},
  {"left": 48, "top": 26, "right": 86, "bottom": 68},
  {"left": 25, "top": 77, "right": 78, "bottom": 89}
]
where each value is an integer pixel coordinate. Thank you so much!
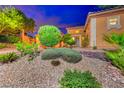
[{"left": 14, "top": 5, "right": 102, "bottom": 34}]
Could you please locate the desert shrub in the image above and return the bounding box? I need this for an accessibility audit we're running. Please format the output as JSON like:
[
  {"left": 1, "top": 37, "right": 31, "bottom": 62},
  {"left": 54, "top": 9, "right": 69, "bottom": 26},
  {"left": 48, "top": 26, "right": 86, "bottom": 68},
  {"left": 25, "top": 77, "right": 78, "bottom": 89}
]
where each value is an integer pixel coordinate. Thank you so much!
[
  {"left": 60, "top": 48, "right": 82, "bottom": 63},
  {"left": 15, "top": 42, "right": 39, "bottom": 56},
  {"left": 93, "top": 46, "right": 97, "bottom": 50},
  {"left": 82, "top": 36, "right": 89, "bottom": 48},
  {"left": 0, "top": 43, "right": 6, "bottom": 49},
  {"left": 105, "top": 50, "right": 124, "bottom": 71},
  {"left": 42, "top": 48, "right": 82, "bottom": 63},
  {"left": 7, "top": 35, "right": 20, "bottom": 43},
  {"left": 59, "top": 69, "right": 101, "bottom": 88},
  {"left": 0, "top": 35, "right": 20, "bottom": 43},
  {"left": 51, "top": 60, "right": 61, "bottom": 66},
  {"left": 62, "top": 34, "right": 75, "bottom": 48},
  {"left": 0, "top": 52, "right": 19, "bottom": 63},
  {"left": 42, "top": 48, "right": 61, "bottom": 60},
  {"left": 104, "top": 33, "right": 124, "bottom": 71},
  {"left": 0, "top": 35, "right": 8, "bottom": 42}
]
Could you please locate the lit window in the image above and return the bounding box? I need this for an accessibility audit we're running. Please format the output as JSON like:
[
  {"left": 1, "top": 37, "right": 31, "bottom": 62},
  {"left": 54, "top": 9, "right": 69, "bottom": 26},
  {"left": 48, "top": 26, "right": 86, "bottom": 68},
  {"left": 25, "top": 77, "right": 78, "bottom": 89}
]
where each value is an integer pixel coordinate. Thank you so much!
[
  {"left": 109, "top": 18, "right": 118, "bottom": 25},
  {"left": 107, "top": 16, "right": 121, "bottom": 30},
  {"left": 76, "top": 30, "right": 79, "bottom": 34}
]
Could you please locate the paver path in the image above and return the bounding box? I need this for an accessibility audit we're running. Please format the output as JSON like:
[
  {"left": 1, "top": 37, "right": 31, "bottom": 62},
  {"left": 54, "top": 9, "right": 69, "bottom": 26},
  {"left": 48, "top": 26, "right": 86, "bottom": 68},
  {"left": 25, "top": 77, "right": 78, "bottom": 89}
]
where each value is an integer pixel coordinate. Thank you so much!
[{"left": 0, "top": 49, "right": 124, "bottom": 88}]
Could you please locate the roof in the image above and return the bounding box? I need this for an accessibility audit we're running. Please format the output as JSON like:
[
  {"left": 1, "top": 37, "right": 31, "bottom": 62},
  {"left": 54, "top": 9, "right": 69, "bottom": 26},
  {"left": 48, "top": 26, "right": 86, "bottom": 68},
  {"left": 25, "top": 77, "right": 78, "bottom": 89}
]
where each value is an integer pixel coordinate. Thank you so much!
[
  {"left": 66, "top": 26, "right": 84, "bottom": 30},
  {"left": 84, "top": 7, "right": 124, "bottom": 30}
]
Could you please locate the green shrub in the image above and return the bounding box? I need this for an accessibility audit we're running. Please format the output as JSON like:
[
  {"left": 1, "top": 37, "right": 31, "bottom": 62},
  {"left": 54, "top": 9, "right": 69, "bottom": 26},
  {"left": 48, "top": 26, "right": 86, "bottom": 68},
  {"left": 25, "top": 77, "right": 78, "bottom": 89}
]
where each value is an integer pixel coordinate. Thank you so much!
[
  {"left": 7, "top": 35, "right": 20, "bottom": 43},
  {"left": 82, "top": 36, "right": 89, "bottom": 48},
  {"left": 93, "top": 46, "right": 97, "bottom": 50},
  {"left": 15, "top": 42, "right": 39, "bottom": 56},
  {"left": 62, "top": 34, "right": 75, "bottom": 48},
  {"left": 60, "top": 48, "right": 82, "bottom": 63},
  {"left": 105, "top": 50, "right": 124, "bottom": 71},
  {"left": 0, "top": 35, "right": 20, "bottom": 43},
  {"left": 104, "top": 33, "right": 124, "bottom": 71},
  {"left": 0, "top": 52, "right": 19, "bottom": 63},
  {"left": 42, "top": 48, "right": 61, "bottom": 59},
  {"left": 0, "top": 43, "right": 6, "bottom": 49},
  {"left": 59, "top": 70, "right": 101, "bottom": 88},
  {"left": 42, "top": 48, "right": 82, "bottom": 63},
  {"left": 38, "top": 25, "right": 61, "bottom": 47}
]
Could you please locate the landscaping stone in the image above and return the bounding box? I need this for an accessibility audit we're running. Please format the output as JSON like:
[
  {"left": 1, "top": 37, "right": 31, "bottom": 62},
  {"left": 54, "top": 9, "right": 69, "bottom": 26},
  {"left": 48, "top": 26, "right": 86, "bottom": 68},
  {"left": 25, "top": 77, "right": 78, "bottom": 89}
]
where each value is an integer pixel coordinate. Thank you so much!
[{"left": 0, "top": 49, "right": 124, "bottom": 88}]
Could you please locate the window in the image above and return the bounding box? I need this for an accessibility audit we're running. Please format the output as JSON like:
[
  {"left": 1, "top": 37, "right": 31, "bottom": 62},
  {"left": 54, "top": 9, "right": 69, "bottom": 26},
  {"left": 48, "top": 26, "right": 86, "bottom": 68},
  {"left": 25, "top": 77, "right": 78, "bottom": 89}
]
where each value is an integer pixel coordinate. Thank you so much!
[{"left": 107, "top": 16, "right": 121, "bottom": 30}]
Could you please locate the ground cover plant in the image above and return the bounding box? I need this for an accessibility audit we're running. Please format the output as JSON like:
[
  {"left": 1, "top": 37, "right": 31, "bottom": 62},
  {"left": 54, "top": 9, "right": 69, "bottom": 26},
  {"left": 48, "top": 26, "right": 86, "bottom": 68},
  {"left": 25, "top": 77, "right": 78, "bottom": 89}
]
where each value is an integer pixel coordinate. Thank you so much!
[
  {"left": 59, "top": 69, "right": 101, "bottom": 88},
  {"left": 0, "top": 52, "right": 19, "bottom": 63},
  {"left": 42, "top": 48, "right": 82, "bottom": 63},
  {"left": 15, "top": 42, "right": 39, "bottom": 61},
  {"left": 104, "top": 33, "right": 124, "bottom": 71}
]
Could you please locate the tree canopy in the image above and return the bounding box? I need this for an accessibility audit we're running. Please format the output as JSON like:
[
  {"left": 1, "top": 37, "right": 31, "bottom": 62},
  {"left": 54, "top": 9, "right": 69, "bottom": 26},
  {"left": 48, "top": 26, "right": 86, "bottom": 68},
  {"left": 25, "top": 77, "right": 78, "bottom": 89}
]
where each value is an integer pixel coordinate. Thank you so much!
[{"left": 0, "top": 7, "right": 35, "bottom": 35}]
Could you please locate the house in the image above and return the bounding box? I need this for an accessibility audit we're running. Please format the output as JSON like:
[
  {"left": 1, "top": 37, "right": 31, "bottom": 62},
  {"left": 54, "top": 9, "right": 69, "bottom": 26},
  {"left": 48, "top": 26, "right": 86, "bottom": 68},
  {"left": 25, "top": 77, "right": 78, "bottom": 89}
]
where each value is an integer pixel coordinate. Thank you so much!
[
  {"left": 83, "top": 7, "right": 124, "bottom": 49},
  {"left": 21, "top": 7, "right": 124, "bottom": 49},
  {"left": 66, "top": 26, "right": 84, "bottom": 47}
]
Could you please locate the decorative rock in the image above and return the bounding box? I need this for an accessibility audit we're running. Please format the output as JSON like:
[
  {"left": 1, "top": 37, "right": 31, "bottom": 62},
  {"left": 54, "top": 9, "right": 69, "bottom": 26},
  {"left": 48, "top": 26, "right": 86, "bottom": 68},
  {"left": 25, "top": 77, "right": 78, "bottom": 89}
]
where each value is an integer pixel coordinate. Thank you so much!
[
  {"left": 112, "top": 77, "right": 117, "bottom": 82},
  {"left": 120, "top": 80, "right": 124, "bottom": 84}
]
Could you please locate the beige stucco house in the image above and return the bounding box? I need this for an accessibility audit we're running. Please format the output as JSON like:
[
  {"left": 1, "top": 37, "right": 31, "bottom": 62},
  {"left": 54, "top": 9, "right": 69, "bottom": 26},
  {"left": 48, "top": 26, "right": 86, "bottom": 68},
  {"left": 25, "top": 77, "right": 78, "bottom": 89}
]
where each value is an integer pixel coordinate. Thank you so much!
[
  {"left": 66, "top": 26, "right": 84, "bottom": 47},
  {"left": 67, "top": 7, "right": 124, "bottom": 49}
]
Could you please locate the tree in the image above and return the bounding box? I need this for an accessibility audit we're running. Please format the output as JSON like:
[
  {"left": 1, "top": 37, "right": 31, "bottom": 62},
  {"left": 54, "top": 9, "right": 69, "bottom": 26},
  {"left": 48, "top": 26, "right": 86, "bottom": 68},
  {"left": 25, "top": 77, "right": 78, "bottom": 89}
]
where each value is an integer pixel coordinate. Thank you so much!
[
  {"left": 62, "top": 34, "right": 75, "bottom": 48},
  {"left": 0, "top": 7, "right": 25, "bottom": 35},
  {"left": 0, "top": 7, "right": 35, "bottom": 35},
  {"left": 38, "top": 25, "right": 62, "bottom": 47},
  {"left": 23, "top": 18, "right": 35, "bottom": 33},
  {"left": 98, "top": 5, "right": 123, "bottom": 9}
]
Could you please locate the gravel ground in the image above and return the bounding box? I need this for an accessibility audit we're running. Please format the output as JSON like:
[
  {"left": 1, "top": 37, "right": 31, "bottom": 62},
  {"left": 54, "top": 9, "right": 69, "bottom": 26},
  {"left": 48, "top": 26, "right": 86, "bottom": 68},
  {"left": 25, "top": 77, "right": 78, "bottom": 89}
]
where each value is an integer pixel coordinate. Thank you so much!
[{"left": 0, "top": 49, "right": 124, "bottom": 88}]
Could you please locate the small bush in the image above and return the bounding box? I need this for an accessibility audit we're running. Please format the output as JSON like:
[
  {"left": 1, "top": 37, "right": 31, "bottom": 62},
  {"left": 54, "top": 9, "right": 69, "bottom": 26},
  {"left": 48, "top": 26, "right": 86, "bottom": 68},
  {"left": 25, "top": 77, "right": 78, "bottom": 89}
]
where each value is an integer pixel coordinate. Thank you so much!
[
  {"left": 7, "top": 35, "right": 20, "bottom": 43},
  {"left": 105, "top": 50, "right": 124, "bottom": 71},
  {"left": 15, "top": 42, "right": 39, "bottom": 56},
  {"left": 0, "top": 52, "right": 19, "bottom": 63},
  {"left": 82, "top": 36, "right": 89, "bottom": 48},
  {"left": 0, "top": 35, "right": 20, "bottom": 43},
  {"left": 42, "top": 48, "right": 82, "bottom": 63},
  {"left": 42, "top": 48, "right": 61, "bottom": 60},
  {"left": 0, "top": 43, "right": 6, "bottom": 49},
  {"left": 93, "top": 46, "right": 97, "bottom": 50},
  {"left": 60, "top": 48, "right": 82, "bottom": 63},
  {"left": 59, "top": 70, "right": 101, "bottom": 88}
]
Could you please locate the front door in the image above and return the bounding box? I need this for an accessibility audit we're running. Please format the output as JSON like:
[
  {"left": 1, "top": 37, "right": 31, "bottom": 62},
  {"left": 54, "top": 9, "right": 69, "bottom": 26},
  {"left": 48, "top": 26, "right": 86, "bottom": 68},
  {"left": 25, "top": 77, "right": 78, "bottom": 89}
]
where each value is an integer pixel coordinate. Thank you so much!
[{"left": 75, "top": 37, "right": 80, "bottom": 47}]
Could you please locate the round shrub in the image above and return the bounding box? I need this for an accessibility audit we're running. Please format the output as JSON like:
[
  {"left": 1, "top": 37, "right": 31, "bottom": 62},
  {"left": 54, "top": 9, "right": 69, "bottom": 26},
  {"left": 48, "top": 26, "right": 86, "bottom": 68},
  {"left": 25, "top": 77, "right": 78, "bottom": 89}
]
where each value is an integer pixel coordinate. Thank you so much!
[
  {"left": 59, "top": 48, "right": 82, "bottom": 63},
  {"left": 42, "top": 48, "right": 82, "bottom": 63},
  {"left": 59, "top": 70, "right": 101, "bottom": 88},
  {"left": 38, "top": 25, "right": 61, "bottom": 47},
  {"left": 42, "top": 48, "right": 61, "bottom": 60}
]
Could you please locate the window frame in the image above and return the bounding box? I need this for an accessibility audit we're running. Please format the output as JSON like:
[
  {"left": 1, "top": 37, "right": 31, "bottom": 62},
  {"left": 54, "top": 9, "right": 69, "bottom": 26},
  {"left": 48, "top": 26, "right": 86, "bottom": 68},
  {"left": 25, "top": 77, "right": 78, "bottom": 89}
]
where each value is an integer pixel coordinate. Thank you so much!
[{"left": 107, "top": 15, "right": 121, "bottom": 30}]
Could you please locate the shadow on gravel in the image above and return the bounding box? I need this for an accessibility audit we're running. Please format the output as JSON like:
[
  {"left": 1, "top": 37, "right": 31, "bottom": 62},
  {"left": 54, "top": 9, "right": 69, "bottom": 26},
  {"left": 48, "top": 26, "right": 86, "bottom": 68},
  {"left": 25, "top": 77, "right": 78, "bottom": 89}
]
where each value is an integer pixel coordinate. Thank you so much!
[{"left": 80, "top": 51, "right": 110, "bottom": 62}]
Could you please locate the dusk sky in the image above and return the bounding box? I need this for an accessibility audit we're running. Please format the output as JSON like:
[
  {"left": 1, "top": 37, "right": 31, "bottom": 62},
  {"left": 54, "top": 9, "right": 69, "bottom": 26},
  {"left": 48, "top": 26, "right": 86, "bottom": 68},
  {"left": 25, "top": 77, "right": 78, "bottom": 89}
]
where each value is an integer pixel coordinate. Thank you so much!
[{"left": 14, "top": 5, "right": 102, "bottom": 33}]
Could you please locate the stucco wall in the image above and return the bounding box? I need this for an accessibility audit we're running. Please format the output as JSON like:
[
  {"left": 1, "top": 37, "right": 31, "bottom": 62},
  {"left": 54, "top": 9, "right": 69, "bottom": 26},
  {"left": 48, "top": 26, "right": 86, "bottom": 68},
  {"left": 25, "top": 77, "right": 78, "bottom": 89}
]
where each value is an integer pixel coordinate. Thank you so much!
[{"left": 96, "top": 11, "right": 124, "bottom": 49}]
